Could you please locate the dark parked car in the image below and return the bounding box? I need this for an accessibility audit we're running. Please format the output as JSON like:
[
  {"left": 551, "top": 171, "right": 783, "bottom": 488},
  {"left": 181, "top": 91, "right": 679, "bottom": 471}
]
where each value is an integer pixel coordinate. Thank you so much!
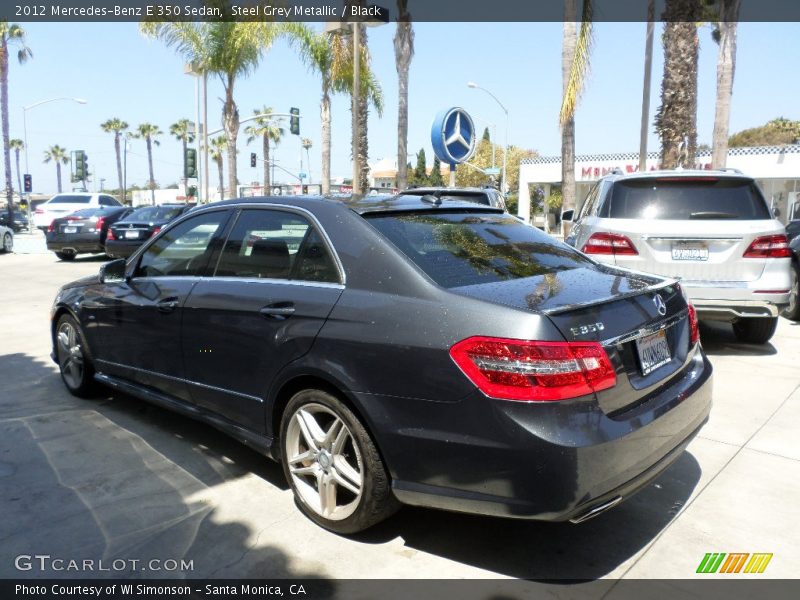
[
  {"left": 50, "top": 195, "right": 712, "bottom": 534},
  {"left": 0, "top": 210, "right": 29, "bottom": 233},
  {"left": 46, "top": 206, "right": 133, "bottom": 261},
  {"left": 105, "top": 203, "right": 195, "bottom": 259},
  {"left": 784, "top": 235, "right": 800, "bottom": 321}
]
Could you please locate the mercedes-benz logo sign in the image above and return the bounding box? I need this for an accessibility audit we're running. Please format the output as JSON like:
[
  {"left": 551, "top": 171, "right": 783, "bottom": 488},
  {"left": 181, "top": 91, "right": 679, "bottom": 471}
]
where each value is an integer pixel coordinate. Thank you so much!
[
  {"left": 653, "top": 294, "right": 667, "bottom": 316},
  {"left": 431, "top": 107, "right": 476, "bottom": 166}
]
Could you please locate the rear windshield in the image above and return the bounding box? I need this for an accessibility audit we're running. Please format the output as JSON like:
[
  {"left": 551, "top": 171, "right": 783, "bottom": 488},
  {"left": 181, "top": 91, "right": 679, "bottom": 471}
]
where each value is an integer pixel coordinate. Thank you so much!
[
  {"left": 365, "top": 211, "right": 592, "bottom": 288},
  {"left": 604, "top": 178, "right": 771, "bottom": 220},
  {"left": 126, "top": 206, "right": 185, "bottom": 221},
  {"left": 48, "top": 195, "right": 91, "bottom": 204}
]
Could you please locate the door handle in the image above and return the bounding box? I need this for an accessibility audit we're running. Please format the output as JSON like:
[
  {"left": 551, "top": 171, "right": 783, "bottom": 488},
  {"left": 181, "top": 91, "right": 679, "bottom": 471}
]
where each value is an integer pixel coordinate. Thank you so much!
[
  {"left": 157, "top": 297, "right": 180, "bottom": 313},
  {"left": 259, "top": 302, "right": 295, "bottom": 320}
]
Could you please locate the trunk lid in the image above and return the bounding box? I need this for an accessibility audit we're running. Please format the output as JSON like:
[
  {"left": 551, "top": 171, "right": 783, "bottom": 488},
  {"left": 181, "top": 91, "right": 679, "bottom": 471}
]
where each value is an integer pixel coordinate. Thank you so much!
[{"left": 452, "top": 266, "right": 692, "bottom": 415}]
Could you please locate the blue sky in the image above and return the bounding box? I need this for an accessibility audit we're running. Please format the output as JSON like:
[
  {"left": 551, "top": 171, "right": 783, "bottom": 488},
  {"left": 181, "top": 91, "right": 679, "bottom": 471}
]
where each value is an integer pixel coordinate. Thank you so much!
[{"left": 7, "top": 21, "right": 799, "bottom": 194}]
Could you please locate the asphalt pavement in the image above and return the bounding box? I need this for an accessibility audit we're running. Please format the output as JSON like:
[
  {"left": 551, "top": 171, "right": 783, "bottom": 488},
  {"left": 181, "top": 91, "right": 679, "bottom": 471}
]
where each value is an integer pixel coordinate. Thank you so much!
[{"left": 1, "top": 233, "right": 798, "bottom": 581}]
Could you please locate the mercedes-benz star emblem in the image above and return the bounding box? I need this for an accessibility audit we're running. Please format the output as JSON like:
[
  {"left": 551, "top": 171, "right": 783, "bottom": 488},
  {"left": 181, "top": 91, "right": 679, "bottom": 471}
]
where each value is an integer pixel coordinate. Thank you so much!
[
  {"left": 445, "top": 112, "right": 472, "bottom": 153},
  {"left": 653, "top": 294, "right": 667, "bottom": 316}
]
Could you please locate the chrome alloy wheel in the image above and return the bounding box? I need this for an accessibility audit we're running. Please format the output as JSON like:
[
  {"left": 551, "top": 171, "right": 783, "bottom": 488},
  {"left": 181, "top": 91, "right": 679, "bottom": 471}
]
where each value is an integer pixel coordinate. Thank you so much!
[
  {"left": 284, "top": 403, "right": 364, "bottom": 521},
  {"left": 57, "top": 320, "right": 84, "bottom": 389},
  {"left": 2, "top": 233, "right": 12, "bottom": 252}
]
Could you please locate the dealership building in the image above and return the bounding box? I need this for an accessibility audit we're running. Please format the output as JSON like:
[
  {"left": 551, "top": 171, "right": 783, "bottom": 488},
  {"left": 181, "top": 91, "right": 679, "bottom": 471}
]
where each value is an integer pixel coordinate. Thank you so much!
[{"left": 517, "top": 144, "right": 800, "bottom": 226}]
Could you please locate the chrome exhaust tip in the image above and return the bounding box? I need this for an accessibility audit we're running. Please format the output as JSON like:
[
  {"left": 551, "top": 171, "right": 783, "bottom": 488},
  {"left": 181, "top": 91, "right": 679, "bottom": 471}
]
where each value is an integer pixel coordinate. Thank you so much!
[{"left": 569, "top": 496, "right": 623, "bottom": 524}]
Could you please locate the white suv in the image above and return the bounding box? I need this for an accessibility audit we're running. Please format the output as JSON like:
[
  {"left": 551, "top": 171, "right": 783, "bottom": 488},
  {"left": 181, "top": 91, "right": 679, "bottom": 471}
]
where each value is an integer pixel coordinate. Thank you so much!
[
  {"left": 33, "top": 192, "right": 122, "bottom": 231},
  {"left": 565, "top": 170, "right": 792, "bottom": 344}
]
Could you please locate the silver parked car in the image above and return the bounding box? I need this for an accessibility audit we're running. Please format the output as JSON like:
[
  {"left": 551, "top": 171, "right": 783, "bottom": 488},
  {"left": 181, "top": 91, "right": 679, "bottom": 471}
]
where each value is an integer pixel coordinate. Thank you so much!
[{"left": 565, "top": 169, "right": 792, "bottom": 344}]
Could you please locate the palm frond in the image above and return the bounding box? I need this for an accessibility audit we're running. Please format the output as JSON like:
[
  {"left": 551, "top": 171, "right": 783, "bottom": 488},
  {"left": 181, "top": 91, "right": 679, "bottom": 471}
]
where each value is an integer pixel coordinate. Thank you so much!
[{"left": 559, "top": 0, "right": 594, "bottom": 125}]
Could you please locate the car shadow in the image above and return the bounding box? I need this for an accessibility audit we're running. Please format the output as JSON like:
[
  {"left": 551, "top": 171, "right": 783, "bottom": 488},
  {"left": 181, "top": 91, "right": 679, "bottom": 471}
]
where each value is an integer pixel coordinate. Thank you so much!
[
  {"left": 0, "top": 352, "right": 333, "bottom": 584},
  {"left": 698, "top": 320, "right": 777, "bottom": 356},
  {"left": 352, "top": 451, "right": 701, "bottom": 580}
]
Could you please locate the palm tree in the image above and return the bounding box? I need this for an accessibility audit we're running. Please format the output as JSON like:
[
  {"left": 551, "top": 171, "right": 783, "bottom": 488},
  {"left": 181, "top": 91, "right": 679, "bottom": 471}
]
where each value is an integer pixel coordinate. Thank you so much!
[
  {"left": 43, "top": 145, "right": 69, "bottom": 193},
  {"left": 244, "top": 107, "right": 283, "bottom": 192},
  {"left": 655, "top": 0, "right": 703, "bottom": 169},
  {"left": 289, "top": 24, "right": 382, "bottom": 195},
  {"left": 9, "top": 138, "right": 23, "bottom": 195},
  {"left": 133, "top": 123, "right": 162, "bottom": 204},
  {"left": 394, "top": 0, "right": 414, "bottom": 190},
  {"left": 1, "top": 23, "right": 32, "bottom": 223},
  {"left": 170, "top": 118, "right": 195, "bottom": 190},
  {"left": 141, "top": 22, "right": 284, "bottom": 201},
  {"left": 100, "top": 119, "right": 129, "bottom": 203},
  {"left": 711, "top": 0, "right": 741, "bottom": 168},
  {"left": 209, "top": 135, "right": 227, "bottom": 199},
  {"left": 559, "top": 0, "right": 593, "bottom": 218}
]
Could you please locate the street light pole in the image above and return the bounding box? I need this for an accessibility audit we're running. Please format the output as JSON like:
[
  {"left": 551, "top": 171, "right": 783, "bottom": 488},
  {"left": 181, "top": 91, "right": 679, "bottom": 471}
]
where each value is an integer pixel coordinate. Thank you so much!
[
  {"left": 352, "top": 22, "right": 361, "bottom": 195},
  {"left": 467, "top": 82, "right": 509, "bottom": 194}
]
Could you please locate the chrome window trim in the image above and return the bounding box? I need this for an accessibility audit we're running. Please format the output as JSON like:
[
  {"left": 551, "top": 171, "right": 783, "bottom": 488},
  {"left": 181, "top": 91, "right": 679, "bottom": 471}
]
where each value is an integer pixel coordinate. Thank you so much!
[
  {"left": 202, "top": 276, "right": 344, "bottom": 290},
  {"left": 95, "top": 359, "right": 264, "bottom": 403}
]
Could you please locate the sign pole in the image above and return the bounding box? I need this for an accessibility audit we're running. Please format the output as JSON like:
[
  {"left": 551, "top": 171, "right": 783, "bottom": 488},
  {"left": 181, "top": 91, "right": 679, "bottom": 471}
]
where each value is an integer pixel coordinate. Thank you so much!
[{"left": 449, "top": 164, "right": 456, "bottom": 187}]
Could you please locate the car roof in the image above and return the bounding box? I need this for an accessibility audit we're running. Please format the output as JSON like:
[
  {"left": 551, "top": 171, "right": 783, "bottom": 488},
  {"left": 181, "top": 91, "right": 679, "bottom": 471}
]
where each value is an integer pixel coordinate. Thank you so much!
[
  {"left": 194, "top": 194, "right": 505, "bottom": 216},
  {"left": 603, "top": 169, "right": 755, "bottom": 183}
]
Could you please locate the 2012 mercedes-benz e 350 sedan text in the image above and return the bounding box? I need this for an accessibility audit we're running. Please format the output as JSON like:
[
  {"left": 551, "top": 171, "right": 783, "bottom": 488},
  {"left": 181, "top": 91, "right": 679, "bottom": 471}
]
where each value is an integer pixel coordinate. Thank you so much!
[{"left": 50, "top": 195, "right": 712, "bottom": 533}]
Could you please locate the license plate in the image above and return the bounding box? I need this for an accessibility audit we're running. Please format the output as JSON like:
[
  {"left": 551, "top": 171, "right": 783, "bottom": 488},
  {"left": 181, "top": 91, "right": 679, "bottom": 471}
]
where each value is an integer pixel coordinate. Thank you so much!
[
  {"left": 63, "top": 226, "right": 77, "bottom": 234},
  {"left": 671, "top": 242, "right": 708, "bottom": 261},
  {"left": 635, "top": 329, "right": 671, "bottom": 375},
  {"left": 125, "top": 231, "right": 139, "bottom": 239}
]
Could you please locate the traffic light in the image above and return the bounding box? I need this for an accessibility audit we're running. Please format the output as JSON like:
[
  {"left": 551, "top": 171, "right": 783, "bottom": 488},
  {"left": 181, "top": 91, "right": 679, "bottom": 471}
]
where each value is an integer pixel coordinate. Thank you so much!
[
  {"left": 184, "top": 148, "right": 198, "bottom": 179},
  {"left": 72, "top": 150, "right": 88, "bottom": 182},
  {"left": 290, "top": 107, "right": 300, "bottom": 135},
  {"left": 250, "top": 152, "right": 257, "bottom": 168},
  {"left": 23, "top": 174, "right": 32, "bottom": 193}
]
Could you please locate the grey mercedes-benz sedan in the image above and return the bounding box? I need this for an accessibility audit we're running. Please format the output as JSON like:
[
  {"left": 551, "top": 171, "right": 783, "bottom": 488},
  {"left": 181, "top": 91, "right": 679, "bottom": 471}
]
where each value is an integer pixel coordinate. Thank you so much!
[{"left": 51, "top": 194, "right": 712, "bottom": 533}]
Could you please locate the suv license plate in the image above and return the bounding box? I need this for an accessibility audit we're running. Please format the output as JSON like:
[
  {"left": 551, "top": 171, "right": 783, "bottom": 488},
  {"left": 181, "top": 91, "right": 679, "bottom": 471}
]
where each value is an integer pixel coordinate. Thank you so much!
[
  {"left": 635, "top": 329, "right": 671, "bottom": 375},
  {"left": 671, "top": 243, "right": 709, "bottom": 261},
  {"left": 63, "top": 226, "right": 77, "bottom": 234}
]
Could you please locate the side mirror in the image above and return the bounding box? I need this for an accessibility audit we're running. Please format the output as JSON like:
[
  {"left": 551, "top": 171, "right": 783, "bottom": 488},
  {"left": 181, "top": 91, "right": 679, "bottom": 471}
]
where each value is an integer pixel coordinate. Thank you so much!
[
  {"left": 561, "top": 209, "right": 575, "bottom": 223},
  {"left": 99, "top": 259, "right": 127, "bottom": 283}
]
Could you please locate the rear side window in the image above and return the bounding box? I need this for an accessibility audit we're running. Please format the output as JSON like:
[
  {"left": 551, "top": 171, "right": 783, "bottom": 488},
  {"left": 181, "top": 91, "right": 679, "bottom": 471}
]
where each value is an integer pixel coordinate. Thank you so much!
[
  {"left": 48, "top": 195, "right": 91, "bottom": 204},
  {"left": 366, "top": 211, "right": 593, "bottom": 288},
  {"left": 606, "top": 178, "right": 771, "bottom": 220}
]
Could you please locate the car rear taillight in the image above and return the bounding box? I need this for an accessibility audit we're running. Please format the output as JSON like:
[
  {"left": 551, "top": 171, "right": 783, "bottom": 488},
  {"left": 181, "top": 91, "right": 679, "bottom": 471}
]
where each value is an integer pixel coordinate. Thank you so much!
[
  {"left": 150, "top": 226, "right": 161, "bottom": 237},
  {"left": 449, "top": 336, "right": 616, "bottom": 402},
  {"left": 106, "top": 228, "right": 116, "bottom": 241},
  {"left": 95, "top": 217, "right": 106, "bottom": 232},
  {"left": 581, "top": 232, "right": 638, "bottom": 256},
  {"left": 743, "top": 234, "right": 791, "bottom": 258},
  {"left": 687, "top": 304, "right": 700, "bottom": 346},
  {"left": 47, "top": 220, "right": 56, "bottom": 233}
]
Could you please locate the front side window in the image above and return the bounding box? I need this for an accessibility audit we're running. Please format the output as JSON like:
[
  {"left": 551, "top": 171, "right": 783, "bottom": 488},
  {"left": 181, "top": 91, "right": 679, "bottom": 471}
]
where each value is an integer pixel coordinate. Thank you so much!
[
  {"left": 136, "top": 211, "right": 227, "bottom": 278},
  {"left": 366, "top": 211, "right": 592, "bottom": 289},
  {"left": 214, "top": 209, "right": 338, "bottom": 283}
]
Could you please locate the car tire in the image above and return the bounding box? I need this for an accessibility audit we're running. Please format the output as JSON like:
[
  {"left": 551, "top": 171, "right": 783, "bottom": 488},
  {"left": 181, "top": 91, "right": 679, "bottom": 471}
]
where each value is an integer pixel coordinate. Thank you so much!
[
  {"left": 280, "top": 389, "right": 399, "bottom": 534},
  {"left": 732, "top": 317, "right": 778, "bottom": 345},
  {"left": 1, "top": 232, "right": 12, "bottom": 253},
  {"left": 55, "top": 251, "right": 75, "bottom": 261},
  {"left": 783, "top": 262, "right": 800, "bottom": 322},
  {"left": 55, "top": 314, "right": 96, "bottom": 398}
]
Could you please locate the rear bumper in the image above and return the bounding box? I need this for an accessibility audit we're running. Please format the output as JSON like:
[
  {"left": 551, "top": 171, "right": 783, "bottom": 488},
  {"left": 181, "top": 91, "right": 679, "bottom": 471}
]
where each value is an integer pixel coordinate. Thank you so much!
[
  {"left": 359, "top": 348, "right": 713, "bottom": 522},
  {"left": 684, "top": 278, "right": 790, "bottom": 320},
  {"left": 46, "top": 234, "right": 105, "bottom": 254},
  {"left": 104, "top": 240, "right": 143, "bottom": 259}
]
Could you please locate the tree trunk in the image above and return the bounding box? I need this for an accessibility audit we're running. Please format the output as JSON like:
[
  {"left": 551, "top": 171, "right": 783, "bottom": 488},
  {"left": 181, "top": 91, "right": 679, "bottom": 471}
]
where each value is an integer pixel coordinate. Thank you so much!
[
  {"left": 114, "top": 133, "right": 124, "bottom": 203},
  {"left": 358, "top": 88, "right": 369, "bottom": 193},
  {"left": 561, "top": 4, "right": 577, "bottom": 213},
  {"left": 217, "top": 157, "right": 224, "bottom": 198},
  {"left": 56, "top": 163, "right": 62, "bottom": 193},
  {"left": 394, "top": 16, "right": 413, "bottom": 191},
  {"left": 320, "top": 85, "right": 331, "bottom": 195},
  {"left": 711, "top": 0, "right": 740, "bottom": 168},
  {"left": 146, "top": 136, "right": 156, "bottom": 205},
  {"left": 223, "top": 79, "right": 239, "bottom": 200},
  {"left": 1, "top": 36, "right": 14, "bottom": 223},
  {"left": 181, "top": 137, "right": 187, "bottom": 196},
  {"left": 655, "top": 0, "right": 701, "bottom": 170},
  {"left": 263, "top": 133, "right": 270, "bottom": 191}
]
